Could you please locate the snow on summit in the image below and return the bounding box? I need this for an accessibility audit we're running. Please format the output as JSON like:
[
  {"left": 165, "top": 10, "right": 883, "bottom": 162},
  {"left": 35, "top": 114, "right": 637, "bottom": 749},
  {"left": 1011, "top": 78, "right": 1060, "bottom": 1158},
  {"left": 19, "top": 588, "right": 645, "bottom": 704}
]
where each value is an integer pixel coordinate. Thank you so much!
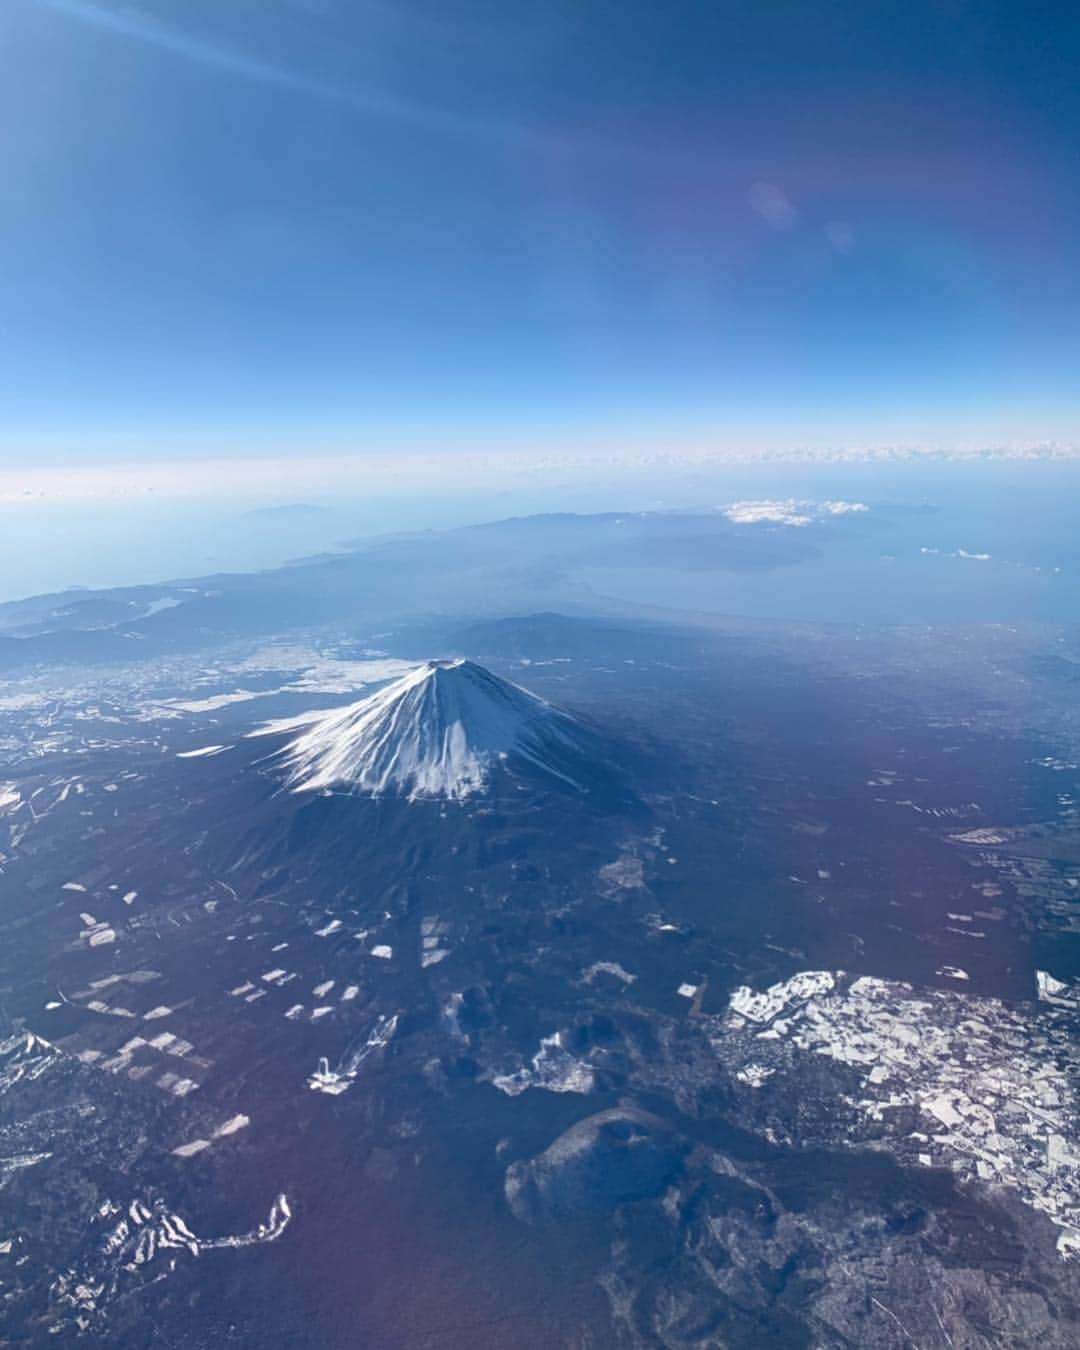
[{"left": 252, "top": 659, "right": 592, "bottom": 800}]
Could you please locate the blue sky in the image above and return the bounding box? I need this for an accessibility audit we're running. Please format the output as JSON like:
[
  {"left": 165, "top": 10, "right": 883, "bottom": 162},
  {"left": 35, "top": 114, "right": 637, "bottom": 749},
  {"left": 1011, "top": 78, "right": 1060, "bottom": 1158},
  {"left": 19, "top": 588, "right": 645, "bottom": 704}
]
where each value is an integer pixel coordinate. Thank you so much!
[{"left": 3, "top": 0, "right": 1080, "bottom": 464}]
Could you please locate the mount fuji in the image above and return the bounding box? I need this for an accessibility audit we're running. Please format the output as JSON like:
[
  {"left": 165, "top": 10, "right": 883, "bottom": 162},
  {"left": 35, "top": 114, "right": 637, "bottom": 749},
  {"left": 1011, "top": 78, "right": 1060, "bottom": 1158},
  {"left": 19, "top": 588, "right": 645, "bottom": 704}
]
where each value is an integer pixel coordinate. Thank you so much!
[{"left": 252, "top": 659, "right": 605, "bottom": 801}]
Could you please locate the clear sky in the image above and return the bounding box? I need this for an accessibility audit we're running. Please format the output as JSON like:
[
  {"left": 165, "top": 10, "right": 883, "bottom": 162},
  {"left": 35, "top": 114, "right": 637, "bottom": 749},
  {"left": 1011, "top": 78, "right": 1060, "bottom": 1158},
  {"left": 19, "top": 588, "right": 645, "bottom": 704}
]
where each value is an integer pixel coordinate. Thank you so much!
[{"left": 3, "top": 0, "right": 1080, "bottom": 465}]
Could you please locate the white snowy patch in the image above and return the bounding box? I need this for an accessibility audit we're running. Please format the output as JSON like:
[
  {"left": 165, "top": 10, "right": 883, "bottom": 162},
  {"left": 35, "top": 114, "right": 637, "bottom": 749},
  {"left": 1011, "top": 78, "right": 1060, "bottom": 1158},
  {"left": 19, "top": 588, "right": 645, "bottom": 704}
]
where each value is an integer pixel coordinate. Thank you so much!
[
  {"left": 951, "top": 827, "right": 1011, "bottom": 845},
  {"left": 140, "top": 596, "right": 185, "bottom": 619},
  {"left": 597, "top": 855, "right": 645, "bottom": 895},
  {"left": 86, "top": 1000, "right": 135, "bottom": 1018},
  {"left": 0, "top": 1151, "right": 52, "bottom": 1182},
  {"left": 213, "top": 1113, "right": 250, "bottom": 1138},
  {"left": 52, "top": 1192, "right": 291, "bottom": 1331},
  {"left": 281, "top": 655, "right": 416, "bottom": 696},
  {"left": 172, "top": 1139, "right": 211, "bottom": 1158},
  {"left": 735, "top": 1063, "right": 775, "bottom": 1087},
  {"left": 176, "top": 744, "right": 232, "bottom": 759},
  {"left": 0, "top": 1030, "right": 63, "bottom": 1095},
  {"left": 307, "top": 1015, "right": 398, "bottom": 1095},
  {"left": 491, "top": 1032, "right": 595, "bottom": 1097},
  {"left": 1038, "top": 970, "right": 1076, "bottom": 1007},
  {"left": 166, "top": 690, "right": 263, "bottom": 713},
  {"left": 308, "top": 1057, "right": 351, "bottom": 1095},
  {"left": 717, "top": 970, "right": 1080, "bottom": 1255},
  {"left": 728, "top": 971, "right": 835, "bottom": 1023}
]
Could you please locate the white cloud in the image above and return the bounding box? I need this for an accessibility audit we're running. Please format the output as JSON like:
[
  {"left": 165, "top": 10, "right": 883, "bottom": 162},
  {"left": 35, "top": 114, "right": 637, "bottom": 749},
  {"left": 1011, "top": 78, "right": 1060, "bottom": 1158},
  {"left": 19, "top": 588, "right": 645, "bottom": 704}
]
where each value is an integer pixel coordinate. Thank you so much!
[
  {"left": 825, "top": 220, "right": 854, "bottom": 253},
  {"left": 721, "top": 499, "right": 868, "bottom": 527},
  {"left": 747, "top": 180, "right": 799, "bottom": 230},
  {"left": 921, "top": 546, "right": 993, "bottom": 562}
]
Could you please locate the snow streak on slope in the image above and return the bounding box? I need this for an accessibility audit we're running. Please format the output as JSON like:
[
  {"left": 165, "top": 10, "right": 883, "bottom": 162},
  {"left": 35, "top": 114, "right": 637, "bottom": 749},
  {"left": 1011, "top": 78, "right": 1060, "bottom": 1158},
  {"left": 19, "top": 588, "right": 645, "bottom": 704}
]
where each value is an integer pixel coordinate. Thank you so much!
[
  {"left": 253, "top": 659, "right": 592, "bottom": 800},
  {"left": 51, "top": 1193, "right": 292, "bottom": 1331}
]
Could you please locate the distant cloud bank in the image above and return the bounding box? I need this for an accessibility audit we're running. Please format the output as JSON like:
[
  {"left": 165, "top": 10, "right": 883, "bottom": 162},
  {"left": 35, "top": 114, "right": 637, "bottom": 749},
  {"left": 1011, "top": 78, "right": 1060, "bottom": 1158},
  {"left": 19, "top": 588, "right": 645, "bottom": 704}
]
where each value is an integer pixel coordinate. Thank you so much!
[
  {"left": 2, "top": 442, "right": 1080, "bottom": 506},
  {"left": 921, "top": 546, "right": 993, "bottom": 562}
]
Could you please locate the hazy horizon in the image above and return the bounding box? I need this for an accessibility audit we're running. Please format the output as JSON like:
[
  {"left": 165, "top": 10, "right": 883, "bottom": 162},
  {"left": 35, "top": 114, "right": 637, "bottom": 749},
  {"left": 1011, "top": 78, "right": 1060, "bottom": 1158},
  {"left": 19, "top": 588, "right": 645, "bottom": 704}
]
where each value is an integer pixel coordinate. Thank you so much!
[{"left": 4, "top": 454, "right": 1080, "bottom": 609}]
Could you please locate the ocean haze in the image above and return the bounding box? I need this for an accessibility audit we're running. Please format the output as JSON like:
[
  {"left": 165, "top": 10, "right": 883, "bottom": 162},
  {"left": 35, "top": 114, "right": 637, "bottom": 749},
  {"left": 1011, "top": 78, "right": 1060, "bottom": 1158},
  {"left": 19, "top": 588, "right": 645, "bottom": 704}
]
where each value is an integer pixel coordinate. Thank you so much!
[{"left": 10, "top": 458, "right": 1080, "bottom": 622}]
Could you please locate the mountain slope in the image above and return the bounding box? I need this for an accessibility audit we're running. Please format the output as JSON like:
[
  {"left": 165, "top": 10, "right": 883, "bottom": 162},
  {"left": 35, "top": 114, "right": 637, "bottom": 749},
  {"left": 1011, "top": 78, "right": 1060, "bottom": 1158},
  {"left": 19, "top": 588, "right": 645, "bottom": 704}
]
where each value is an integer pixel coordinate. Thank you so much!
[{"left": 252, "top": 659, "right": 597, "bottom": 800}]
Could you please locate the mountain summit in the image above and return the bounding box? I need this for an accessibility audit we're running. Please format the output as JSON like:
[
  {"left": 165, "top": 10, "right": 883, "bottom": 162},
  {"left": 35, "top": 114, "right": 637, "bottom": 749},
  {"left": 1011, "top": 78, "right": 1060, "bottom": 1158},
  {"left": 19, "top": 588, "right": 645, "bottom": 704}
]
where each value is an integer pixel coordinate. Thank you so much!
[{"left": 254, "top": 659, "right": 596, "bottom": 800}]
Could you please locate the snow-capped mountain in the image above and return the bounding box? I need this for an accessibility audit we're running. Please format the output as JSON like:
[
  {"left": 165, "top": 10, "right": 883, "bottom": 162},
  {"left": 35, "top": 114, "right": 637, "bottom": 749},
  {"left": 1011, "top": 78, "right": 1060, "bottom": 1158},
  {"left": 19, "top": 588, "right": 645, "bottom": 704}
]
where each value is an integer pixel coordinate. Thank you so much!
[{"left": 252, "top": 659, "right": 596, "bottom": 800}]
